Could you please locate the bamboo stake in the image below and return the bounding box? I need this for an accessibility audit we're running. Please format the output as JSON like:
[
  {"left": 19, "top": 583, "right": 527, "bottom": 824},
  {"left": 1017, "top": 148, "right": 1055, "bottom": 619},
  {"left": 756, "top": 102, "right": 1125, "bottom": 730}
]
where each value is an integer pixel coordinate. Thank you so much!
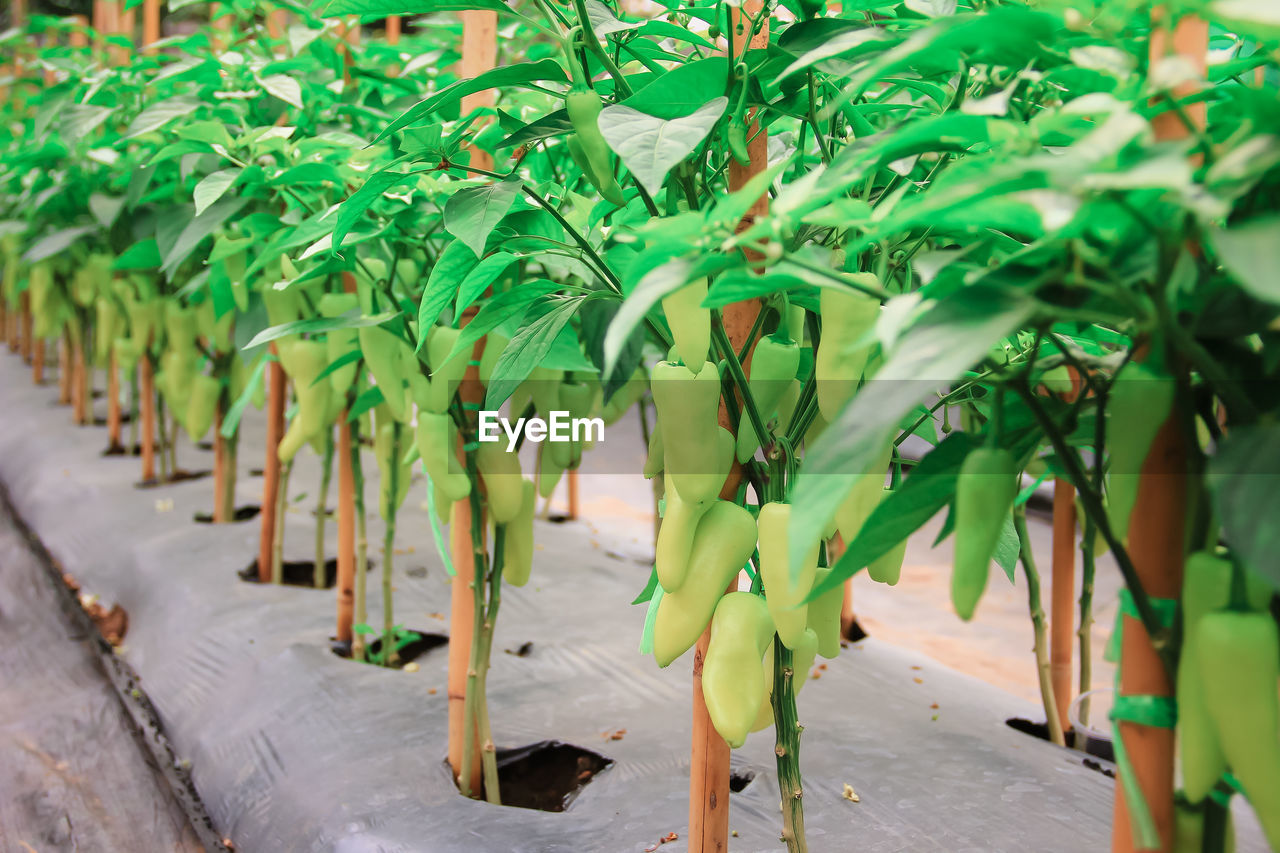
[
  {"left": 258, "top": 352, "right": 286, "bottom": 581},
  {"left": 21, "top": 292, "right": 32, "bottom": 363},
  {"left": 1050, "top": 478, "right": 1075, "bottom": 733},
  {"left": 143, "top": 0, "right": 160, "bottom": 50},
  {"left": 140, "top": 350, "right": 156, "bottom": 482},
  {"left": 72, "top": 333, "right": 88, "bottom": 424},
  {"left": 58, "top": 335, "right": 71, "bottom": 402},
  {"left": 115, "top": 0, "right": 135, "bottom": 65},
  {"left": 567, "top": 469, "right": 580, "bottom": 519},
  {"left": 1110, "top": 12, "right": 1203, "bottom": 853},
  {"left": 447, "top": 6, "right": 496, "bottom": 798},
  {"left": 32, "top": 338, "right": 44, "bottom": 384},
  {"left": 386, "top": 16, "right": 401, "bottom": 45},
  {"left": 688, "top": 7, "right": 769, "bottom": 850},
  {"left": 336, "top": 412, "right": 356, "bottom": 644},
  {"left": 107, "top": 351, "right": 122, "bottom": 449},
  {"left": 214, "top": 408, "right": 228, "bottom": 522}
]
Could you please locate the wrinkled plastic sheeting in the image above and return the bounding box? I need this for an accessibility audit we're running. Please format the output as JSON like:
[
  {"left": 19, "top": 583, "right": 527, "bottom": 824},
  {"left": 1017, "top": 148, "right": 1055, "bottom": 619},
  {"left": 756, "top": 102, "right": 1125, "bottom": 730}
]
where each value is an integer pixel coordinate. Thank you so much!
[{"left": 0, "top": 355, "right": 1213, "bottom": 853}]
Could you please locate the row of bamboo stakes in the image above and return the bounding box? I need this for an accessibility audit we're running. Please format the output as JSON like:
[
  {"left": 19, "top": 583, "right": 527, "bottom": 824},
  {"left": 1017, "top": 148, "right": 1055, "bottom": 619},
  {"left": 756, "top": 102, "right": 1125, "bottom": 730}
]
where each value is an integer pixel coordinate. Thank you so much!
[{"left": 1, "top": 2, "right": 1203, "bottom": 849}]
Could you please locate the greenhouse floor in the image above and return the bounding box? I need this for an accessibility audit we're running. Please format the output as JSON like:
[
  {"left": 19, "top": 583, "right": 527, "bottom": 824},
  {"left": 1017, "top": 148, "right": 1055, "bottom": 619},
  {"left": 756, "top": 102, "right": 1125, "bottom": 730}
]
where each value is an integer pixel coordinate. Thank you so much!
[{"left": 0, "top": 354, "right": 1265, "bottom": 853}]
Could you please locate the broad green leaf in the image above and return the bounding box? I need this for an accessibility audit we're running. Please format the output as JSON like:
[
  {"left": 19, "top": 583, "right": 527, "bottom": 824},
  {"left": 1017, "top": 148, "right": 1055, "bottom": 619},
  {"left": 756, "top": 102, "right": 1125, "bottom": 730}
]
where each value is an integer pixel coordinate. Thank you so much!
[
  {"left": 125, "top": 95, "right": 204, "bottom": 139},
  {"left": 259, "top": 74, "right": 303, "bottom": 109},
  {"left": 621, "top": 58, "right": 729, "bottom": 120},
  {"left": 333, "top": 170, "right": 418, "bottom": 253},
  {"left": 193, "top": 169, "right": 240, "bottom": 217},
  {"left": 88, "top": 194, "right": 125, "bottom": 228},
  {"left": 598, "top": 98, "right": 727, "bottom": 197},
  {"left": 348, "top": 385, "right": 386, "bottom": 422},
  {"left": 788, "top": 286, "right": 1034, "bottom": 574},
  {"left": 416, "top": 239, "right": 480, "bottom": 347},
  {"left": 311, "top": 349, "right": 364, "bottom": 387},
  {"left": 22, "top": 225, "right": 97, "bottom": 263},
  {"left": 455, "top": 251, "right": 518, "bottom": 316},
  {"left": 243, "top": 311, "right": 399, "bottom": 349},
  {"left": 1207, "top": 424, "right": 1280, "bottom": 590},
  {"left": 59, "top": 104, "right": 114, "bottom": 145},
  {"left": 444, "top": 178, "right": 521, "bottom": 258},
  {"left": 992, "top": 512, "right": 1019, "bottom": 584},
  {"left": 162, "top": 195, "right": 249, "bottom": 278},
  {"left": 585, "top": 0, "right": 640, "bottom": 36},
  {"left": 484, "top": 298, "right": 580, "bottom": 409},
  {"left": 1209, "top": 217, "right": 1280, "bottom": 305},
  {"left": 112, "top": 239, "right": 162, "bottom": 270},
  {"left": 442, "top": 279, "right": 560, "bottom": 365},
  {"left": 376, "top": 60, "right": 567, "bottom": 143},
  {"left": 602, "top": 256, "right": 695, "bottom": 377},
  {"left": 500, "top": 109, "right": 573, "bottom": 149}
]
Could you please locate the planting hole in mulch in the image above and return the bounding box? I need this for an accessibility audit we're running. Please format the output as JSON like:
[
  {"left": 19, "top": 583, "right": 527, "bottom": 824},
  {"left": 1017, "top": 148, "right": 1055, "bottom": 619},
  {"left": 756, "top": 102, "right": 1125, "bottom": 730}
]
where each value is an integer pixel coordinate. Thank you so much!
[
  {"left": 843, "top": 618, "right": 869, "bottom": 643},
  {"left": 1005, "top": 718, "right": 1115, "bottom": 766},
  {"left": 729, "top": 769, "right": 755, "bottom": 793},
  {"left": 196, "top": 440, "right": 215, "bottom": 451},
  {"left": 249, "top": 468, "right": 264, "bottom": 477},
  {"left": 193, "top": 505, "right": 261, "bottom": 523},
  {"left": 103, "top": 440, "right": 163, "bottom": 457},
  {"left": 237, "top": 557, "right": 375, "bottom": 589},
  {"left": 545, "top": 513, "right": 572, "bottom": 524},
  {"left": 135, "top": 469, "right": 212, "bottom": 488},
  {"left": 450, "top": 740, "right": 613, "bottom": 812},
  {"left": 329, "top": 629, "right": 448, "bottom": 667}
]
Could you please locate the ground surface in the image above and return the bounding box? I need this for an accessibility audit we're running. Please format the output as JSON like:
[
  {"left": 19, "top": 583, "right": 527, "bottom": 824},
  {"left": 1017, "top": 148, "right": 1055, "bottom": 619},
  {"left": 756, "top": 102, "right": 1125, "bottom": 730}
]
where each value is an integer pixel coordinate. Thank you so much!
[{"left": 0, "top": 507, "right": 204, "bottom": 852}]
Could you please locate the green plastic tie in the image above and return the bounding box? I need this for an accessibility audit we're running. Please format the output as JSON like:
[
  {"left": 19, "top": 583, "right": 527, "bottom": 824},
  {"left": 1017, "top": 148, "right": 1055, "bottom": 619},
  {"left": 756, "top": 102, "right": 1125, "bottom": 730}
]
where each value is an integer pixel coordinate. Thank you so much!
[
  {"left": 461, "top": 402, "right": 481, "bottom": 411},
  {"left": 462, "top": 441, "right": 480, "bottom": 452},
  {"left": 421, "top": 472, "right": 455, "bottom": 578}
]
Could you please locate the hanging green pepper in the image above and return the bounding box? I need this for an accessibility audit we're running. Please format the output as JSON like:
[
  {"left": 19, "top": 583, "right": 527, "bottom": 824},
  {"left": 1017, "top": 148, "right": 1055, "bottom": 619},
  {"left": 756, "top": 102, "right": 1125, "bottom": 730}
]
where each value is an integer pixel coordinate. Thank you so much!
[
  {"left": 735, "top": 334, "right": 800, "bottom": 463},
  {"left": 559, "top": 378, "right": 597, "bottom": 468},
  {"left": 425, "top": 325, "right": 469, "bottom": 414},
  {"left": 185, "top": 374, "right": 221, "bottom": 442},
  {"left": 360, "top": 325, "right": 414, "bottom": 422},
  {"left": 653, "top": 500, "right": 758, "bottom": 668},
  {"left": 538, "top": 441, "right": 565, "bottom": 499},
  {"left": 564, "top": 31, "right": 626, "bottom": 207},
  {"left": 815, "top": 282, "right": 880, "bottom": 422},
  {"left": 1106, "top": 361, "right": 1174, "bottom": 544},
  {"left": 415, "top": 411, "right": 471, "bottom": 502},
  {"left": 833, "top": 442, "right": 892, "bottom": 545},
  {"left": 758, "top": 502, "right": 821, "bottom": 651},
  {"left": 807, "top": 566, "right": 844, "bottom": 659},
  {"left": 1198, "top": 610, "right": 1280, "bottom": 850},
  {"left": 93, "top": 296, "right": 121, "bottom": 367},
  {"left": 867, "top": 488, "right": 908, "bottom": 586},
  {"left": 277, "top": 339, "right": 333, "bottom": 463},
  {"left": 502, "top": 478, "right": 537, "bottom": 587},
  {"left": 702, "top": 592, "right": 773, "bottom": 748},
  {"left": 650, "top": 360, "right": 727, "bottom": 507},
  {"left": 661, "top": 280, "right": 711, "bottom": 369},
  {"left": 319, "top": 293, "right": 360, "bottom": 397},
  {"left": 951, "top": 447, "right": 1016, "bottom": 621},
  {"left": 600, "top": 368, "right": 646, "bottom": 426},
  {"left": 1178, "top": 551, "right": 1273, "bottom": 804},
  {"left": 726, "top": 115, "right": 751, "bottom": 167},
  {"left": 476, "top": 440, "right": 525, "bottom": 524}
]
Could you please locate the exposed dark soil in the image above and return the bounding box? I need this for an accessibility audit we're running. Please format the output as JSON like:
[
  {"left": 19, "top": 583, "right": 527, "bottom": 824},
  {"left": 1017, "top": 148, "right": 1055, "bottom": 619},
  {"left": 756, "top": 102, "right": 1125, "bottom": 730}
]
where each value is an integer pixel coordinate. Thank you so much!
[
  {"left": 330, "top": 630, "right": 449, "bottom": 668},
  {"left": 237, "top": 556, "right": 374, "bottom": 589},
  {"left": 103, "top": 439, "right": 164, "bottom": 457},
  {"left": 193, "top": 505, "right": 261, "bottom": 524},
  {"left": 729, "top": 768, "right": 755, "bottom": 792},
  {"left": 453, "top": 740, "right": 613, "bottom": 812},
  {"left": 135, "top": 469, "right": 212, "bottom": 488},
  {"left": 1005, "top": 717, "right": 1115, "bottom": 766}
]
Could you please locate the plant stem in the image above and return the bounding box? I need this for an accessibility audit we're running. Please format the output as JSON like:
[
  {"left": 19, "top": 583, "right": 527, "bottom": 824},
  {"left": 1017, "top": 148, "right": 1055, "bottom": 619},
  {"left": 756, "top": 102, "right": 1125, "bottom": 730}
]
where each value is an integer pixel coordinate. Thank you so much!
[
  {"left": 156, "top": 396, "right": 170, "bottom": 481},
  {"left": 351, "top": 417, "right": 370, "bottom": 662},
  {"left": 129, "top": 367, "right": 139, "bottom": 450},
  {"left": 1014, "top": 505, "right": 1066, "bottom": 746},
  {"left": 477, "top": 524, "right": 506, "bottom": 805},
  {"left": 771, "top": 639, "right": 808, "bottom": 853},
  {"left": 272, "top": 458, "right": 292, "bottom": 585},
  {"left": 315, "top": 427, "right": 335, "bottom": 589},
  {"left": 218, "top": 430, "right": 238, "bottom": 522},
  {"left": 1077, "top": 507, "right": 1097, "bottom": 729},
  {"left": 382, "top": 422, "right": 403, "bottom": 668},
  {"left": 459, "top": 451, "right": 487, "bottom": 799}
]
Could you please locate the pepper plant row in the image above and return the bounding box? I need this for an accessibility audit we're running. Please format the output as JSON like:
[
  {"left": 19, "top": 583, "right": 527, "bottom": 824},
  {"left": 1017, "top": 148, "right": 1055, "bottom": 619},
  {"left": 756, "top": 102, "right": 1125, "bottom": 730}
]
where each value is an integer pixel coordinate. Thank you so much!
[{"left": 3, "top": 1, "right": 1280, "bottom": 851}]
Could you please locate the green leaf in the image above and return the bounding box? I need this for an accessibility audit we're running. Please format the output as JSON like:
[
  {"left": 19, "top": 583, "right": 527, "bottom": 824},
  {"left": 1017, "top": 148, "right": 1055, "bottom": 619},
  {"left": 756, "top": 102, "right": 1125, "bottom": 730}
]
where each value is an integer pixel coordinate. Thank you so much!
[
  {"left": 455, "top": 251, "right": 518, "bottom": 316},
  {"left": 259, "top": 74, "right": 304, "bottom": 109},
  {"left": 22, "top": 225, "right": 97, "bottom": 263},
  {"left": 243, "top": 311, "right": 399, "bottom": 350},
  {"left": 112, "top": 238, "right": 162, "bottom": 271},
  {"left": 220, "top": 354, "right": 271, "bottom": 439},
  {"left": 376, "top": 60, "right": 567, "bottom": 143},
  {"left": 631, "top": 566, "right": 660, "bottom": 605},
  {"left": 444, "top": 178, "right": 521, "bottom": 258},
  {"left": 333, "top": 170, "right": 418, "bottom": 254},
  {"left": 597, "top": 98, "right": 728, "bottom": 196},
  {"left": 59, "top": 104, "right": 114, "bottom": 145},
  {"left": 442, "top": 279, "right": 561, "bottom": 365},
  {"left": 88, "top": 194, "right": 125, "bottom": 228},
  {"left": 1209, "top": 217, "right": 1280, "bottom": 305},
  {"left": 311, "top": 349, "right": 364, "bottom": 388},
  {"left": 193, "top": 169, "right": 240, "bottom": 217},
  {"left": 810, "top": 432, "right": 976, "bottom": 599},
  {"left": 417, "top": 239, "right": 480, "bottom": 347},
  {"left": 348, "top": 385, "right": 386, "bottom": 422},
  {"left": 322, "top": 0, "right": 515, "bottom": 15},
  {"left": 788, "top": 286, "right": 1034, "bottom": 574},
  {"left": 125, "top": 95, "right": 204, "bottom": 139},
  {"left": 621, "top": 58, "right": 729, "bottom": 120},
  {"left": 500, "top": 109, "right": 573, "bottom": 149},
  {"left": 484, "top": 298, "right": 580, "bottom": 409},
  {"left": 584, "top": 0, "right": 640, "bottom": 36},
  {"left": 1207, "top": 423, "right": 1280, "bottom": 590},
  {"left": 162, "top": 195, "right": 249, "bottom": 278},
  {"left": 602, "top": 256, "right": 695, "bottom": 377},
  {"left": 992, "top": 512, "right": 1019, "bottom": 584}
]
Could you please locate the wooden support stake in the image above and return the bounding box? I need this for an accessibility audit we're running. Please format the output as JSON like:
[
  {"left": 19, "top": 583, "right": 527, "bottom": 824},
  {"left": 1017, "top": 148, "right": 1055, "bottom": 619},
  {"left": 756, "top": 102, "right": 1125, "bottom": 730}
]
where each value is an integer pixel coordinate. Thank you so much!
[
  {"left": 107, "top": 351, "right": 122, "bottom": 449},
  {"left": 72, "top": 336, "right": 88, "bottom": 424},
  {"left": 566, "top": 469, "right": 580, "bottom": 519},
  {"left": 257, "top": 345, "right": 286, "bottom": 582},
  {"left": 689, "top": 7, "right": 770, "bottom": 850},
  {"left": 32, "top": 338, "right": 44, "bottom": 385},
  {"left": 20, "top": 292, "right": 32, "bottom": 362},
  {"left": 143, "top": 0, "right": 160, "bottom": 49},
  {"left": 1050, "top": 478, "right": 1076, "bottom": 733},
  {"left": 447, "top": 8, "right": 496, "bottom": 796},
  {"left": 335, "top": 274, "right": 359, "bottom": 641},
  {"left": 1111, "top": 12, "right": 1203, "bottom": 853},
  {"left": 386, "top": 16, "right": 401, "bottom": 45},
  {"left": 140, "top": 350, "right": 156, "bottom": 482},
  {"left": 58, "top": 336, "right": 71, "bottom": 402}
]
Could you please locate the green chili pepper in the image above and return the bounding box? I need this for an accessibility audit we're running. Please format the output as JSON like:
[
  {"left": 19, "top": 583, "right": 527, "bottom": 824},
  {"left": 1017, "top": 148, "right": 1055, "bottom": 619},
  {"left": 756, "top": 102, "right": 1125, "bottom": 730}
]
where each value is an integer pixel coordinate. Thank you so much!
[
  {"left": 702, "top": 592, "right": 773, "bottom": 748},
  {"left": 1173, "top": 798, "right": 1235, "bottom": 853},
  {"left": 502, "top": 478, "right": 537, "bottom": 587},
  {"left": 1106, "top": 362, "right": 1174, "bottom": 544},
  {"left": 359, "top": 325, "right": 414, "bottom": 422},
  {"left": 833, "top": 442, "right": 892, "bottom": 545},
  {"left": 1198, "top": 610, "right": 1280, "bottom": 850},
  {"left": 653, "top": 499, "right": 758, "bottom": 668},
  {"left": 815, "top": 284, "right": 880, "bottom": 422},
  {"left": 565, "top": 83, "right": 626, "bottom": 206},
  {"left": 276, "top": 339, "right": 333, "bottom": 463},
  {"left": 415, "top": 411, "right": 471, "bottom": 502},
  {"left": 601, "top": 368, "right": 646, "bottom": 426},
  {"left": 807, "top": 566, "right": 844, "bottom": 659},
  {"left": 727, "top": 115, "right": 751, "bottom": 167},
  {"left": 661, "top": 280, "right": 711, "bottom": 369},
  {"left": 185, "top": 374, "right": 221, "bottom": 442},
  {"left": 559, "top": 379, "right": 597, "bottom": 468},
  {"left": 476, "top": 440, "right": 525, "bottom": 524},
  {"left": 538, "top": 441, "right": 565, "bottom": 499},
  {"left": 655, "top": 427, "right": 734, "bottom": 592},
  {"left": 93, "top": 296, "right": 121, "bottom": 367},
  {"left": 650, "top": 360, "right": 727, "bottom": 507},
  {"left": 951, "top": 447, "right": 1016, "bottom": 621},
  {"left": 319, "top": 293, "right": 360, "bottom": 397},
  {"left": 759, "top": 502, "right": 821, "bottom": 650},
  {"left": 866, "top": 488, "right": 908, "bottom": 586},
  {"left": 1178, "top": 551, "right": 1273, "bottom": 804},
  {"left": 736, "top": 334, "right": 800, "bottom": 463},
  {"left": 425, "top": 326, "right": 469, "bottom": 415}
]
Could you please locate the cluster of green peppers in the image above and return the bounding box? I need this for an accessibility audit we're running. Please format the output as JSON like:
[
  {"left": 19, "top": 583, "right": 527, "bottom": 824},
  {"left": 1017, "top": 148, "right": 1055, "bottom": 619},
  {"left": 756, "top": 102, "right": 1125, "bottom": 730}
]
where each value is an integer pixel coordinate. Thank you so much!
[{"left": 563, "top": 30, "right": 625, "bottom": 207}]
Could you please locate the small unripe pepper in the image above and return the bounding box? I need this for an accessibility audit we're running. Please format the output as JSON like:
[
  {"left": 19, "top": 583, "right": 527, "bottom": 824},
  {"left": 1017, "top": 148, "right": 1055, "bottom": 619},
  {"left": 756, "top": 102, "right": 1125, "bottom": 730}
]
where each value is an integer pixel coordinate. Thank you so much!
[
  {"left": 735, "top": 334, "right": 800, "bottom": 463},
  {"left": 702, "top": 592, "right": 773, "bottom": 748},
  {"left": 758, "top": 502, "right": 820, "bottom": 650},
  {"left": 1105, "top": 362, "right": 1174, "bottom": 543},
  {"left": 951, "top": 447, "right": 1017, "bottom": 621}
]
